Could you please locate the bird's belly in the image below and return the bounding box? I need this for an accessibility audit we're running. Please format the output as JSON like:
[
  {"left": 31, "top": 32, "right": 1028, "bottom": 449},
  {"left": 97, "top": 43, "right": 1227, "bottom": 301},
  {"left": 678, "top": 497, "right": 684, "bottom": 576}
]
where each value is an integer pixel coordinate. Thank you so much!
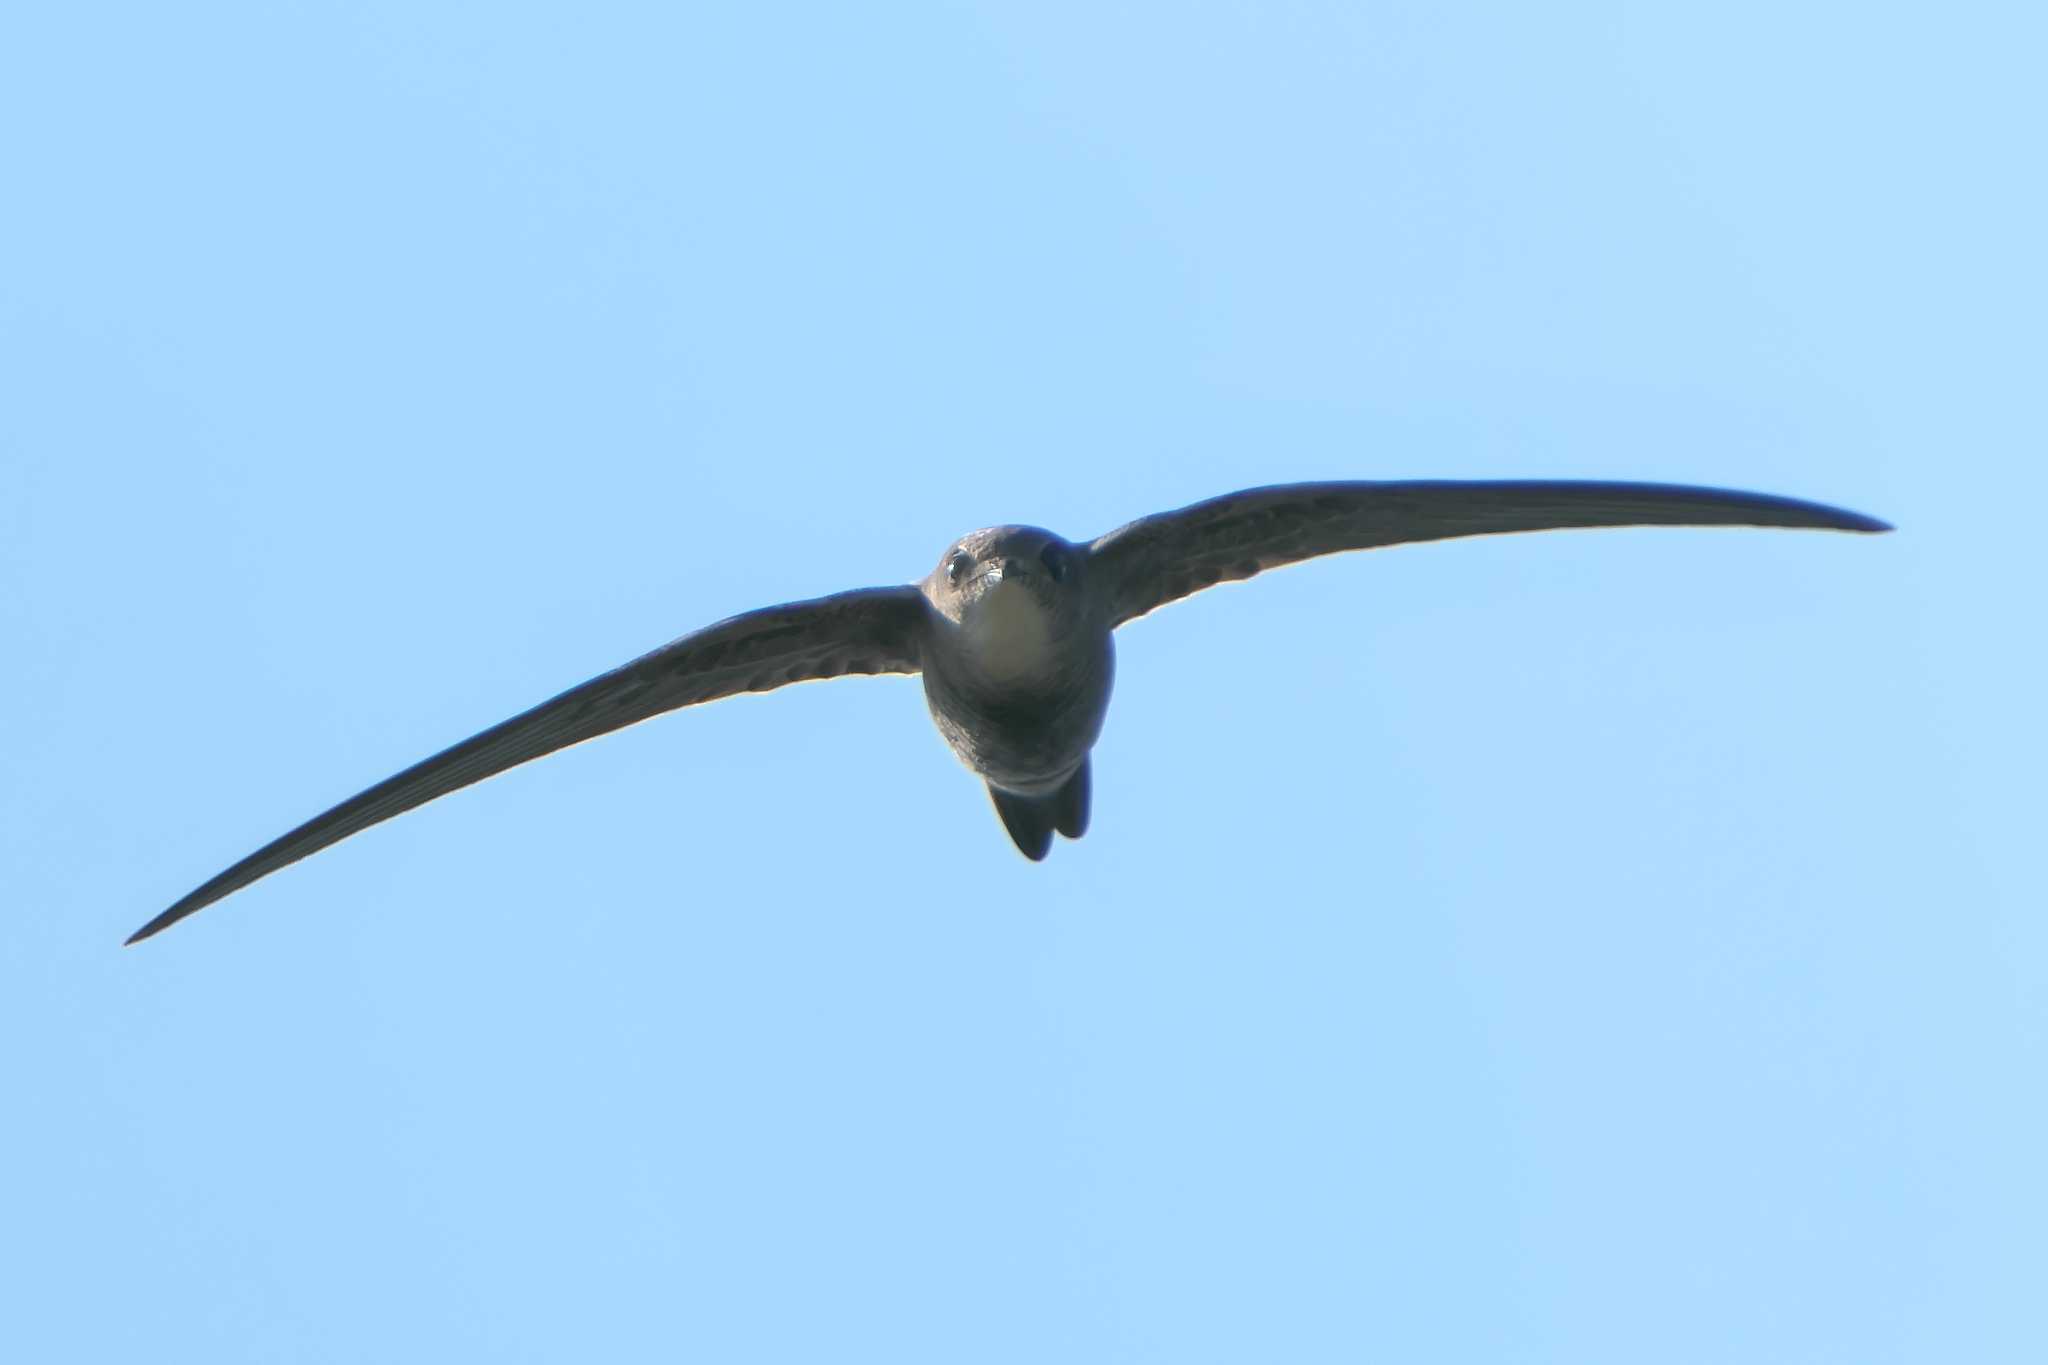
[{"left": 921, "top": 643, "right": 1113, "bottom": 794}]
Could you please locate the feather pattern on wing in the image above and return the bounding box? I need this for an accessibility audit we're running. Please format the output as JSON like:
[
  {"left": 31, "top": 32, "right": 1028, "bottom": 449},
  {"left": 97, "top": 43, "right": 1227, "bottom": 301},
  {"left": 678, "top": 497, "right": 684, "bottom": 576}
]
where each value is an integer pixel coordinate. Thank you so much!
[
  {"left": 1085, "top": 479, "right": 1889, "bottom": 627},
  {"left": 128, "top": 586, "right": 928, "bottom": 943}
]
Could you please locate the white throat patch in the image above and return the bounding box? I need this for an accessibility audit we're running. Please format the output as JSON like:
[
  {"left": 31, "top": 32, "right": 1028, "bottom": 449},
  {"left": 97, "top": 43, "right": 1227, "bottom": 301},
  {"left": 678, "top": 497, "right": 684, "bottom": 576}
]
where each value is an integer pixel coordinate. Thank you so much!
[{"left": 962, "top": 578, "right": 1059, "bottom": 680}]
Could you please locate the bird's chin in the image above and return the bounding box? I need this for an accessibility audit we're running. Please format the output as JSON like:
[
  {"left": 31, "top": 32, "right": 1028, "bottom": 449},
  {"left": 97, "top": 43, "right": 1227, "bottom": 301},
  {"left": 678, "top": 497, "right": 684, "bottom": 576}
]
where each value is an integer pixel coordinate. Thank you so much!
[{"left": 962, "top": 580, "right": 1061, "bottom": 680}]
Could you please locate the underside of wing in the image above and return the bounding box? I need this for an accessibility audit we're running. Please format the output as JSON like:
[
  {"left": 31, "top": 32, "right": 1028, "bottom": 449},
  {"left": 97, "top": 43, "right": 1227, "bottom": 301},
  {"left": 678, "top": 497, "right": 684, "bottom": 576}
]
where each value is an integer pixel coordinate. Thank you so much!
[
  {"left": 1086, "top": 479, "right": 1889, "bottom": 627},
  {"left": 128, "top": 585, "right": 928, "bottom": 943}
]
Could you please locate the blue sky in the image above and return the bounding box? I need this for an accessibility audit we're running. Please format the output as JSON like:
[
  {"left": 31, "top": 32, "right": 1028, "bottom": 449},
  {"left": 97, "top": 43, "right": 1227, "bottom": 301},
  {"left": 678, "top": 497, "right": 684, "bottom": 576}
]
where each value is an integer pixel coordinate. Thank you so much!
[{"left": 3, "top": 2, "right": 2041, "bottom": 1360}]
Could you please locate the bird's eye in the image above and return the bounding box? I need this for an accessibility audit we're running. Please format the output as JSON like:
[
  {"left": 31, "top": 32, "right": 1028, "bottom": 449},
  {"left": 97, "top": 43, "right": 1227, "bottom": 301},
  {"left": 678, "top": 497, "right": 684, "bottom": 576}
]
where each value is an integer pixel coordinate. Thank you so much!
[
  {"left": 946, "top": 551, "right": 973, "bottom": 585},
  {"left": 1040, "top": 544, "right": 1068, "bottom": 583}
]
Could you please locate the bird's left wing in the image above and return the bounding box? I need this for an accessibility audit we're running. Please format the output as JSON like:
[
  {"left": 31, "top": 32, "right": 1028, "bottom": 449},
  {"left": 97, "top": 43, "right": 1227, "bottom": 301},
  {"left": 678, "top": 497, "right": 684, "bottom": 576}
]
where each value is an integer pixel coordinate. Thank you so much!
[
  {"left": 128, "top": 585, "right": 929, "bottom": 944},
  {"left": 1086, "top": 479, "right": 1889, "bottom": 628}
]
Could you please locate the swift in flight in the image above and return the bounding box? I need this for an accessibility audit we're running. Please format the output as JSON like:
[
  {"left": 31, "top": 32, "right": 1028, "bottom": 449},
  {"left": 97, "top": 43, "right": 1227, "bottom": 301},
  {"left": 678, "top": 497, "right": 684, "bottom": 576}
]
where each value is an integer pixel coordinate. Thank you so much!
[{"left": 129, "top": 479, "right": 1888, "bottom": 944}]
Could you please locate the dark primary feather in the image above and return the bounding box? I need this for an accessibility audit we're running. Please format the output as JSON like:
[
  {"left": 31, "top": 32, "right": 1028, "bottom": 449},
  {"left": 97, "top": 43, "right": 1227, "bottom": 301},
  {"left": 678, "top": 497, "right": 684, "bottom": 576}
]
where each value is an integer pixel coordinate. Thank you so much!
[
  {"left": 1086, "top": 479, "right": 1890, "bottom": 627},
  {"left": 127, "top": 586, "right": 927, "bottom": 944}
]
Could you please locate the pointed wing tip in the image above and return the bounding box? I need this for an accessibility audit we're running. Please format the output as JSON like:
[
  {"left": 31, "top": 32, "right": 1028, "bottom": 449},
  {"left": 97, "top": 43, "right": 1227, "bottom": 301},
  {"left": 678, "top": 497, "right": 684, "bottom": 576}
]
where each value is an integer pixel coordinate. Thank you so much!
[
  {"left": 124, "top": 905, "right": 189, "bottom": 947},
  {"left": 1834, "top": 509, "right": 1893, "bottom": 534},
  {"left": 1725, "top": 490, "right": 1890, "bottom": 535},
  {"left": 1768, "top": 495, "right": 1890, "bottom": 534}
]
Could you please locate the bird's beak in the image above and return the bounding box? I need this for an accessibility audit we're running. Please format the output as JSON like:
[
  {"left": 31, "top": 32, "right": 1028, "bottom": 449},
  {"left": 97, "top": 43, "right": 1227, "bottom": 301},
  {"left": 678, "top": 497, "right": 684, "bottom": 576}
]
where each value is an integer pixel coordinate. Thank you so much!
[{"left": 967, "top": 557, "right": 1049, "bottom": 609}]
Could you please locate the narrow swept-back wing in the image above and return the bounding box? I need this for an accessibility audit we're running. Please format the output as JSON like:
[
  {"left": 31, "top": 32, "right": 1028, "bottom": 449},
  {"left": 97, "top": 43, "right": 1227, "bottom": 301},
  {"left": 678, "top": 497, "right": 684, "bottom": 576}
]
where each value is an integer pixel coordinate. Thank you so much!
[
  {"left": 129, "top": 586, "right": 928, "bottom": 943},
  {"left": 1087, "top": 479, "right": 1888, "bottom": 627}
]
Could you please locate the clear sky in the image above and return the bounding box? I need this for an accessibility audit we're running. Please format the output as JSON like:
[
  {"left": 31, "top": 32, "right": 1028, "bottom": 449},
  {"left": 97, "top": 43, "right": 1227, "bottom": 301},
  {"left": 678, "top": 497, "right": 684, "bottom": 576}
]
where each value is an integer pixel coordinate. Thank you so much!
[{"left": 4, "top": 2, "right": 2041, "bottom": 1360}]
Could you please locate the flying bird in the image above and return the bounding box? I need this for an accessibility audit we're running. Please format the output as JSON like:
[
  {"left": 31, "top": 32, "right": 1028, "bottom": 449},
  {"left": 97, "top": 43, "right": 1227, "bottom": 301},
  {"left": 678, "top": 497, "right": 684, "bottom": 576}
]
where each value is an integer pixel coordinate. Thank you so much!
[{"left": 128, "top": 479, "right": 1889, "bottom": 944}]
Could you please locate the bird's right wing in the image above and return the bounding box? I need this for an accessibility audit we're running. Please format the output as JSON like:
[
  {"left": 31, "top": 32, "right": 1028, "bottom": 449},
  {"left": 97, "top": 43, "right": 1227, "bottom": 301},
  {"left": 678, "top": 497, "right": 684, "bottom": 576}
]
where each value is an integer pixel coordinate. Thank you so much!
[
  {"left": 1086, "top": 479, "right": 1890, "bottom": 628},
  {"left": 128, "top": 585, "right": 929, "bottom": 944}
]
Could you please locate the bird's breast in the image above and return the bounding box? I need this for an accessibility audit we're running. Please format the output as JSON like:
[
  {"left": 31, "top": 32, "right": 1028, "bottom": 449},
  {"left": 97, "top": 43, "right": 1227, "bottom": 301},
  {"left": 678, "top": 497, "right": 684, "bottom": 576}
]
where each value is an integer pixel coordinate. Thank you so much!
[
  {"left": 959, "top": 581, "right": 1062, "bottom": 683},
  {"left": 920, "top": 614, "right": 1114, "bottom": 793}
]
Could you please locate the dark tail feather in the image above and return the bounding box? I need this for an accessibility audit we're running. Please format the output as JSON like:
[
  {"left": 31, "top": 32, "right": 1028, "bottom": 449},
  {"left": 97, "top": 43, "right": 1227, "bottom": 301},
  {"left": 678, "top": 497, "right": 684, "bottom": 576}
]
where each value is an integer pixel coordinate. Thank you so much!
[
  {"left": 989, "top": 760, "right": 1092, "bottom": 861},
  {"left": 1052, "top": 758, "right": 1090, "bottom": 838},
  {"left": 989, "top": 785, "right": 1055, "bottom": 860}
]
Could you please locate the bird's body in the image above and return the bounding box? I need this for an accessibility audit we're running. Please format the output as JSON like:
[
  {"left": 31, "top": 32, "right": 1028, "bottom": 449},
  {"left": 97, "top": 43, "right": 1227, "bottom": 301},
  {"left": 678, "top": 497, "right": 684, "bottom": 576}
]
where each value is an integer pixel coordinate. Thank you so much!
[
  {"left": 128, "top": 478, "right": 1890, "bottom": 944},
  {"left": 920, "top": 525, "right": 1113, "bottom": 799}
]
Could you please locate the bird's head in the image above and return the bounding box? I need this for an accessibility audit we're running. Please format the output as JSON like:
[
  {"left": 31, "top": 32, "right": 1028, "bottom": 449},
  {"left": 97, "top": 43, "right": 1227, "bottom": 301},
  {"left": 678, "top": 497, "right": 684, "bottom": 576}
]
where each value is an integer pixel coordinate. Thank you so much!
[{"left": 923, "top": 525, "right": 1090, "bottom": 678}]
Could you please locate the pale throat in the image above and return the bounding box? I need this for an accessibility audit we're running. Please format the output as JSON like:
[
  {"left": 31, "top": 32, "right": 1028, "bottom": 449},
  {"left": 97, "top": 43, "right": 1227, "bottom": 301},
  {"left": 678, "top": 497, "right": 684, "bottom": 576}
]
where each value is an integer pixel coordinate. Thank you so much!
[{"left": 961, "top": 578, "right": 1062, "bottom": 681}]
